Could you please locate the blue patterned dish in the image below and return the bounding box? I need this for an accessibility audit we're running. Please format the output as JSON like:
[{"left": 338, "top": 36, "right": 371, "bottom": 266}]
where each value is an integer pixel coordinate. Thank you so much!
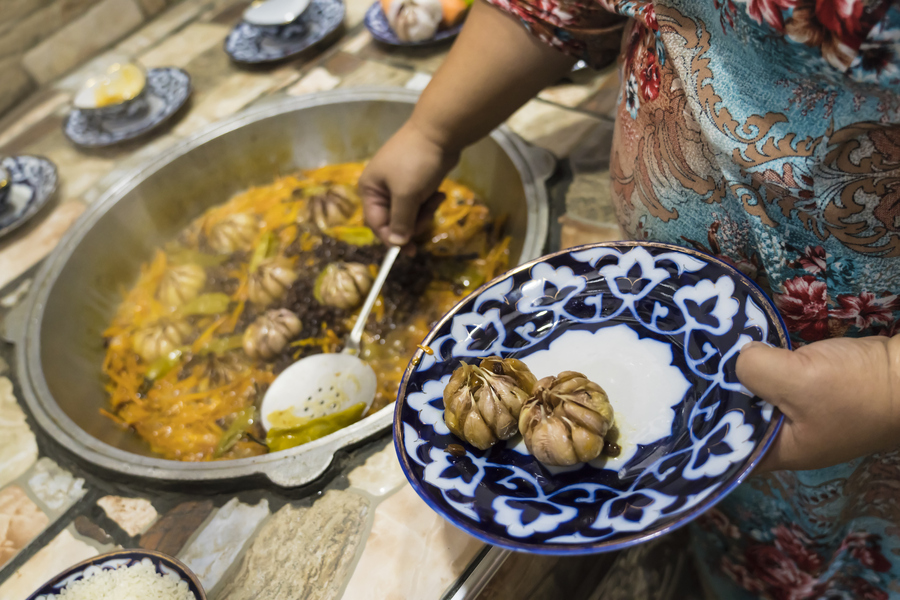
[
  {"left": 63, "top": 68, "right": 191, "bottom": 148},
  {"left": 0, "top": 156, "right": 58, "bottom": 240},
  {"left": 225, "top": 0, "right": 345, "bottom": 64},
  {"left": 364, "top": 1, "right": 462, "bottom": 46},
  {"left": 395, "top": 241, "right": 789, "bottom": 554},
  {"left": 26, "top": 549, "right": 206, "bottom": 599}
]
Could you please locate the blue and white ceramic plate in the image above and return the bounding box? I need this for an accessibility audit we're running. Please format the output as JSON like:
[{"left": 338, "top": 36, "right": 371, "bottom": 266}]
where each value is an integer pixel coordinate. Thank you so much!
[
  {"left": 27, "top": 549, "right": 206, "bottom": 600},
  {"left": 395, "top": 241, "right": 789, "bottom": 554},
  {"left": 364, "top": 2, "right": 462, "bottom": 46},
  {"left": 0, "top": 156, "right": 58, "bottom": 240},
  {"left": 225, "top": 0, "right": 345, "bottom": 64},
  {"left": 64, "top": 68, "right": 191, "bottom": 148}
]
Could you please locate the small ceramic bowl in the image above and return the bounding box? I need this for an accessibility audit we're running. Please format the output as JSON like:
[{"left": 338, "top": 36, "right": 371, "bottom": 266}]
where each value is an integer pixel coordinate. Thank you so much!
[
  {"left": 72, "top": 60, "right": 149, "bottom": 121},
  {"left": 26, "top": 549, "right": 207, "bottom": 600}
]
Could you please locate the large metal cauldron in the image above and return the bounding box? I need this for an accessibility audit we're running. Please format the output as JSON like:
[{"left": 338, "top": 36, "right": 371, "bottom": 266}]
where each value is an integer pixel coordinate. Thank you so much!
[{"left": 5, "top": 88, "right": 551, "bottom": 487}]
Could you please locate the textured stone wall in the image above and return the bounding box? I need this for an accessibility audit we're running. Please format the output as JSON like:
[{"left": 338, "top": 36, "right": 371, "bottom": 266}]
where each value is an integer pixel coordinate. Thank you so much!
[{"left": 0, "top": 0, "right": 180, "bottom": 116}]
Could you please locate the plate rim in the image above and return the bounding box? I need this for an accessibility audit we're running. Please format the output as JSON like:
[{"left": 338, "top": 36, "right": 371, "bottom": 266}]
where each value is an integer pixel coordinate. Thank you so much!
[
  {"left": 393, "top": 239, "right": 790, "bottom": 555},
  {"left": 0, "top": 155, "right": 59, "bottom": 240}
]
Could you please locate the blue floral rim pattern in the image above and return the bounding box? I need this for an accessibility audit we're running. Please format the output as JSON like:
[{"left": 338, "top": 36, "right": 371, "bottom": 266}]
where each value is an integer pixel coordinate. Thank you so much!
[
  {"left": 225, "top": 0, "right": 345, "bottom": 64},
  {"left": 364, "top": 1, "right": 462, "bottom": 46},
  {"left": 26, "top": 549, "right": 206, "bottom": 600},
  {"left": 0, "top": 156, "right": 58, "bottom": 240},
  {"left": 63, "top": 68, "right": 191, "bottom": 148},
  {"left": 394, "top": 241, "right": 790, "bottom": 555}
]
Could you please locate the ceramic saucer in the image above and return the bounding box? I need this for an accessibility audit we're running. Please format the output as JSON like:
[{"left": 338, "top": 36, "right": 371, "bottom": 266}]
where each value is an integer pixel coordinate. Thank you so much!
[
  {"left": 395, "top": 241, "right": 789, "bottom": 554},
  {"left": 63, "top": 68, "right": 191, "bottom": 148},
  {"left": 0, "top": 156, "right": 58, "bottom": 240},
  {"left": 364, "top": 1, "right": 462, "bottom": 46},
  {"left": 225, "top": 0, "right": 345, "bottom": 64}
]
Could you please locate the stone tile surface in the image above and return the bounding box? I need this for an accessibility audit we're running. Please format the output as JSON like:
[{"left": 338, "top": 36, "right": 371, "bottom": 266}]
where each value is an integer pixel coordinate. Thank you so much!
[
  {"left": 179, "top": 498, "right": 270, "bottom": 590},
  {"left": 0, "top": 529, "right": 98, "bottom": 600},
  {"left": 22, "top": 0, "right": 145, "bottom": 85},
  {"left": 0, "top": 92, "right": 69, "bottom": 150},
  {"left": 0, "top": 486, "right": 50, "bottom": 569},
  {"left": 340, "top": 485, "right": 483, "bottom": 600},
  {"left": 0, "top": 0, "right": 103, "bottom": 61},
  {"left": 0, "top": 201, "right": 85, "bottom": 289},
  {"left": 139, "top": 500, "right": 214, "bottom": 555},
  {"left": 0, "top": 58, "right": 36, "bottom": 118},
  {"left": 97, "top": 496, "right": 158, "bottom": 537},
  {"left": 564, "top": 170, "right": 616, "bottom": 224},
  {"left": 507, "top": 100, "right": 604, "bottom": 158},
  {"left": 347, "top": 440, "right": 406, "bottom": 497},
  {"left": 116, "top": 0, "right": 209, "bottom": 56},
  {"left": 26, "top": 458, "right": 87, "bottom": 513},
  {"left": 0, "top": 379, "right": 38, "bottom": 490},
  {"left": 217, "top": 491, "right": 369, "bottom": 600},
  {"left": 287, "top": 67, "right": 342, "bottom": 96},
  {"left": 73, "top": 516, "right": 114, "bottom": 545},
  {"left": 559, "top": 214, "right": 625, "bottom": 249},
  {"left": 173, "top": 68, "right": 299, "bottom": 136},
  {"left": 138, "top": 22, "right": 230, "bottom": 69},
  {"left": 337, "top": 60, "right": 412, "bottom": 88}
]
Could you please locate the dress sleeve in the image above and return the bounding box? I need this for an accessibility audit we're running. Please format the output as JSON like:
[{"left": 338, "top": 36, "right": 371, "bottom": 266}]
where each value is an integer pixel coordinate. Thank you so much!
[{"left": 485, "top": 0, "right": 626, "bottom": 68}]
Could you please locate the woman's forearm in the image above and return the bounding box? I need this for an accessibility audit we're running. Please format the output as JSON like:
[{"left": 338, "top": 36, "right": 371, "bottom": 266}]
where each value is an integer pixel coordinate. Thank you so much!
[{"left": 409, "top": 0, "right": 576, "bottom": 152}]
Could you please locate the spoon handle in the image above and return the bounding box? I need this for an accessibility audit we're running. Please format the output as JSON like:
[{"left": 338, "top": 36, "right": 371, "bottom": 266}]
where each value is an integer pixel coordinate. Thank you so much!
[{"left": 343, "top": 245, "right": 401, "bottom": 355}]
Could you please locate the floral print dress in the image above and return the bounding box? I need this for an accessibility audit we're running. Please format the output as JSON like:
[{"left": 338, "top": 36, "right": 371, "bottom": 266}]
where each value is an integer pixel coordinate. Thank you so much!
[{"left": 483, "top": 0, "right": 900, "bottom": 596}]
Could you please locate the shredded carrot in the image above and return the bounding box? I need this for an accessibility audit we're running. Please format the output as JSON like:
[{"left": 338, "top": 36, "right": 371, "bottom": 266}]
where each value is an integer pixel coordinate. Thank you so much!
[{"left": 101, "top": 163, "right": 508, "bottom": 461}]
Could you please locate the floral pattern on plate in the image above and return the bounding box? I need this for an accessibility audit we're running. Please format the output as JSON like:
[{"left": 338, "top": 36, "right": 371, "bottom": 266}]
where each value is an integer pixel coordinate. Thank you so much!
[
  {"left": 225, "top": 0, "right": 345, "bottom": 64},
  {"left": 394, "top": 241, "right": 790, "bottom": 554},
  {"left": 364, "top": 1, "right": 462, "bottom": 46},
  {"left": 0, "top": 156, "right": 58, "bottom": 240},
  {"left": 63, "top": 68, "right": 191, "bottom": 148}
]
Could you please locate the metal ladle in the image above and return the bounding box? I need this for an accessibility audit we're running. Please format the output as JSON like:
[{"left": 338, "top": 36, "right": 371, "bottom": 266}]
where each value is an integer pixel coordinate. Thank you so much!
[{"left": 260, "top": 245, "right": 401, "bottom": 430}]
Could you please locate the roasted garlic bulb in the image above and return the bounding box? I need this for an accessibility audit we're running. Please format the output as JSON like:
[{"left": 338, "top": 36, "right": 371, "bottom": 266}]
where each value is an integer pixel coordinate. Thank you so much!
[
  {"left": 132, "top": 320, "right": 192, "bottom": 363},
  {"left": 443, "top": 361, "right": 531, "bottom": 450},
  {"left": 158, "top": 264, "right": 206, "bottom": 307},
  {"left": 479, "top": 357, "right": 537, "bottom": 395},
  {"left": 242, "top": 309, "right": 302, "bottom": 360},
  {"left": 386, "top": 0, "right": 442, "bottom": 42},
  {"left": 248, "top": 256, "right": 297, "bottom": 306},
  {"left": 519, "top": 371, "right": 615, "bottom": 466},
  {"left": 308, "top": 185, "right": 357, "bottom": 230},
  {"left": 314, "top": 262, "right": 372, "bottom": 310},
  {"left": 208, "top": 213, "right": 258, "bottom": 254}
]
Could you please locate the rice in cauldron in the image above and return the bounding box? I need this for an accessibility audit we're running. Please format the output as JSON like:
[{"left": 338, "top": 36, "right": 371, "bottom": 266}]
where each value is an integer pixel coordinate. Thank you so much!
[{"left": 53, "top": 559, "right": 196, "bottom": 600}]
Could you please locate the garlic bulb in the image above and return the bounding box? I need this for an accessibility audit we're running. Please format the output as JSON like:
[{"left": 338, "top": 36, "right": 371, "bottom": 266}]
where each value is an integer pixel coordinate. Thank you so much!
[
  {"left": 386, "top": 0, "right": 442, "bottom": 42},
  {"left": 443, "top": 362, "right": 531, "bottom": 450},
  {"left": 248, "top": 256, "right": 297, "bottom": 306},
  {"left": 313, "top": 262, "right": 372, "bottom": 310},
  {"left": 308, "top": 185, "right": 357, "bottom": 230},
  {"left": 479, "top": 357, "right": 537, "bottom": 395},
  {"left": 158, "top": 264, "right": 206, "bottom": 307},
  {"left": 208, "top": 213, "right": 258, "bottom": 254},
  {"left": 519, "top": 371, "right": 615, "bottom": 466},
  {"left": 132, "top": 320, "right": 192, "bottom": 363},
  {"left": 242, "top": 309, "right": 302, "bottom": 360}
]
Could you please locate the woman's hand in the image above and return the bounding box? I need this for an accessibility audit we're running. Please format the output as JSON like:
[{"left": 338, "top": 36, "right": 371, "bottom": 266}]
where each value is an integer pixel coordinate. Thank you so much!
[
  {"left": 358, "top": 0, "right": 577, "bottom": 246},
  {"left": 359, "top": 122, "right": 459, "bottom": 247},
  {"left": 737, "top": 335, "right": 900, "bottom": 472}
]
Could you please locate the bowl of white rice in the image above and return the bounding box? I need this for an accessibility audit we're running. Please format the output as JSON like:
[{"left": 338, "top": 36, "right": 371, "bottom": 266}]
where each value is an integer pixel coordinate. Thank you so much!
[{"left": 26, "top": 549, "right": 205, "bottom": 600}]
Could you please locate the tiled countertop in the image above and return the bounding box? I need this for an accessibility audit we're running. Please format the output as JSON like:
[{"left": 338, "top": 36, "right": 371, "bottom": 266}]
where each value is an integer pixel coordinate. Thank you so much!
[{"left": 0, "top": 1, "right": 626, "bottom": 598}]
